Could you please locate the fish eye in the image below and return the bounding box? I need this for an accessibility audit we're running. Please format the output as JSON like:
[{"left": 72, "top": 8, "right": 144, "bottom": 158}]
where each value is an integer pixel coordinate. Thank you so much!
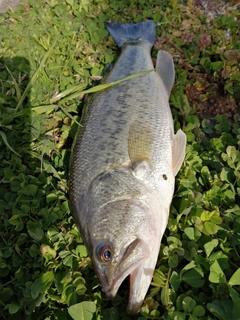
[{"left": 98, "top": 244, "right": 112, "bottom": 263}]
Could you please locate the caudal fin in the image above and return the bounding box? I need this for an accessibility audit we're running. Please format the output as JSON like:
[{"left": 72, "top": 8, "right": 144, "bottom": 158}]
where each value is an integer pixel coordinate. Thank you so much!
[{"left": 106, "top": 20, "right": 155, "bottom": 48}]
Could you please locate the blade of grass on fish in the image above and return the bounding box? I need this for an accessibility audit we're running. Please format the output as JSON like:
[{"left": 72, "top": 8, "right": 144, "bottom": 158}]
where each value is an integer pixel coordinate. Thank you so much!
[
  {"left": 49, "top": 83, "right": 88, "bottom": 104},
  {"left": 0, "top": 131, "right": 21, "bottom": 157},
  {"left": 15, "top": 36, "right": 60, "bottom": 112},
  {"left": 5, "top": 65, "right": 22, "bottom": 102},
  {"left": 58, "top": 68, "right": 155, "bottom": 104},
  {"left": 58, "top": 105, "right": 81, "bottom": 126}
]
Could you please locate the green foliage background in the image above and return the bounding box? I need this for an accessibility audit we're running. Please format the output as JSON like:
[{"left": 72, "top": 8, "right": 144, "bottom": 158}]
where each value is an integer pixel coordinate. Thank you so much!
[{"left": 0, "top": 0, "right": 240, "bottom": 319}]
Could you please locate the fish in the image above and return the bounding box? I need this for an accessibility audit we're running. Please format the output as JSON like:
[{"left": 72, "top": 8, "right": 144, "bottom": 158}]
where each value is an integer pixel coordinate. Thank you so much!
[{"left": 69, "top": 20, "right": 186, "bottom": 315}]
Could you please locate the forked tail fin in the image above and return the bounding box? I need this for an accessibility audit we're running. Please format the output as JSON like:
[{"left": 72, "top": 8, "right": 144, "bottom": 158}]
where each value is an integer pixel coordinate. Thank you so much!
[{"left": 106, "top": 20, "right": 155, "bottom": 48}]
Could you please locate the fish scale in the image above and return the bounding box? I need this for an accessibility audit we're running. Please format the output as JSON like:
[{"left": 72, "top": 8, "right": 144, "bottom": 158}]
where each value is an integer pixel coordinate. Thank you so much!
[
  {"left": 72, "top": 66, "right": 172, "bottom": 188},
  {"left": 69, "top": 20, "right": 186, "bottom": 315}
]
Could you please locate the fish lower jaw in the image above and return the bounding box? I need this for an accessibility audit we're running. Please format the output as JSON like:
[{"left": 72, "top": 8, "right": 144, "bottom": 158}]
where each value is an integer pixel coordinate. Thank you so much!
[
  {"left": 101, "top": 258, "right": 146, "bottom": 300},
  {"left": 102, "top": 277, "right": 119, "bottom": 299}
]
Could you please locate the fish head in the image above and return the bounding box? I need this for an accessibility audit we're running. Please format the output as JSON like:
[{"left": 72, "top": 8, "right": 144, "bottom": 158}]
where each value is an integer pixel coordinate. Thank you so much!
[{"left": 87, "top": 195, "right": 169, "bottom": 315}]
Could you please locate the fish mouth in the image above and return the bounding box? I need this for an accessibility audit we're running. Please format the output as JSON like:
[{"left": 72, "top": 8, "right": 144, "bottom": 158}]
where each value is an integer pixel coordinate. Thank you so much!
[
  {"left": 102, "top": 238, "right": 150, "bottom": 306},
  {"left": 101, "top": 237, "right": 158, "bottom": 315},
  {"left": 103, "top": 257, "right": 145, "bottom": 299}
]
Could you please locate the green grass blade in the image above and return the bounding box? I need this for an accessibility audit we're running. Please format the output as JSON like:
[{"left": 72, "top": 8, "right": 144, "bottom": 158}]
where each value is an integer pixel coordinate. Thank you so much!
[
  {"left": 58, "top": 105, "right": 81, "bottom": 126},
  {"left": 15, "top": 36, "right": 60, "bottom": 112},
  {"left": 0, "top": 131, "right": 21, "bottom": 157},
  {"left": 51, "top": 68, "right": 155, "bottom": 105},
  {"left": 49, "top": 83, "right": 88, "bottom": 104},
  {"left": 32, "top": 105, "right": 57, "bottom": 114},
  {"left": 5, "top": 65, "right": 22, "bottom": 102},
  {"left": 28, "top": 150, "right": 63, "bottom": 183}
]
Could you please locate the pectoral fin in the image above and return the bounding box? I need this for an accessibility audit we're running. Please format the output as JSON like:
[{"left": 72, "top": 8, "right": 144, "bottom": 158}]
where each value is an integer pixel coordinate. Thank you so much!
[
  {"left": 156, "top": 50, "right": 175, "bottom": 97},
  {"left": 172, "top": 129, "right": 186, "bottom": 176},
  {"left": 128, "top": 121, "right": 152, "bottom": 169}
]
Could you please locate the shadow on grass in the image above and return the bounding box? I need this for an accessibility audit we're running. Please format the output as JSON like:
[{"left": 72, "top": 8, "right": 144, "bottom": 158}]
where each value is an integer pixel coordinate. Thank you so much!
[{"left": 0, "top": 56, "right": 33, "bottom": 319}]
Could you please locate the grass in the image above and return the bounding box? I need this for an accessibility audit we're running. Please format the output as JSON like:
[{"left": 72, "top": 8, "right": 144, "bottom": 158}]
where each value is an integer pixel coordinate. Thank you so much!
[{"left": 0, "top": 0, "right": 240, "bottom": 319}]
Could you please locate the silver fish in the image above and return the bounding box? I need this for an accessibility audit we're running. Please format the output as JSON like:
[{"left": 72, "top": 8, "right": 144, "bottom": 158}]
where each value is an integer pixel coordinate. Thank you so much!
[{"left": 69, "top": 20, "right": 186, "bottom": 315}]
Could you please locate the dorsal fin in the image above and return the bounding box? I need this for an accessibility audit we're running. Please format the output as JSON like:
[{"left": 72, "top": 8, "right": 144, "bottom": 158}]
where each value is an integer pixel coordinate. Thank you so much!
[{"left": 156, "top": 50, "right": 175, "bottom": 97}]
